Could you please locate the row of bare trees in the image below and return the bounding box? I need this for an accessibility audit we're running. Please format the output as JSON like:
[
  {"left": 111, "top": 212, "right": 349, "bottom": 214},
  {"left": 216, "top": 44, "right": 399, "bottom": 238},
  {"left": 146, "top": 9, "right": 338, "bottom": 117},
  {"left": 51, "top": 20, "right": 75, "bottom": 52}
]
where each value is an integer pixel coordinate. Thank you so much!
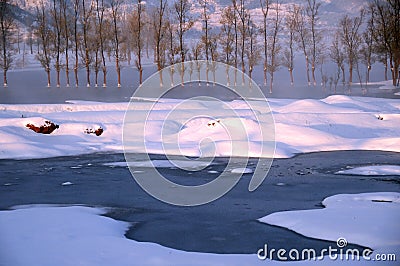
[
  {"left": 0, "top": 0, "right": 399, "bottom": 90},
  {"left": 329, "top": 0, "right": 399, "bottom": 92}
]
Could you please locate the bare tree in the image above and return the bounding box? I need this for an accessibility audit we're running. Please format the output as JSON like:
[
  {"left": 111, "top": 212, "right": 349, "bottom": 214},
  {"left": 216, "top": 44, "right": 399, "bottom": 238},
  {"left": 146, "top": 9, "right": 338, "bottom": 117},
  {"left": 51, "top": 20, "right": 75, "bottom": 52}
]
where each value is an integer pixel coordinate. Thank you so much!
[
  {"left": 111, "top": 0, "right": 123, "bottom": 87},
  {"left": 95, "top": 0, "right": 108, "bottom": 87},
  {"left": 200, "top": 0, "right": 211, "bottom": 61},
  {"left": 361, "top": 16, "right": 375, "bottom": 85},
  {"left": 267, "top": 1, "right": 282, "bottom": 93},
  {"left": 306, "top": 0, "right": 322, "bottom": 86},
  {"left": 369, "top": 0, "right": 400, "bottom": 86},
  {"left": 0, "top": 0, "right": 14, "bottom": 87},
  {"left": 81, "top": 0, "right": 94, "bottom": 87},
  {"left": 190, "top": 40, "right": 203, "bottom": 85},
  {"left": 51, "top": 0, "right": 62, "bottom": 87},
  {"left": 330, "top": 32, "right": 345, "bottom": 92},
  {"left": 220, "top": 6, "right": 235, "bottom": 66},
  {"left": 318, "top": 52, "right": 328, "bottom": 90},
  {"left": 60, "top": 0, "right": 71, "bottom": 87},
  {"left": 164, "top": 17, "right": 178, "bottom": 86},
  {"left": 232, "top": 0, "right": 248, "bottom": 75},
  {"left": 90, "top": 7, "right": 102, "bottom": 87},
  {"left": 339, "top": 11, "right": 364, "bottom": 85},
  {"left": 209, "top": 33, "right": 219, "bottom": 84},
  {"left": 151, "top": 0, "right": 167, "bottom": 72},
  {"left": 174, "top": 0, "right": 193, "bottom": 63},
  {"left": 246, "top": 15, "right": 259, "bottom": 82},
  {"left": 72, "top": 0, "right": 80, "bottom": 87},
  {"left": 259, "top": 0, "right": 270, "bottom": 86},
  {"left": 129, "top": 0, "right": 145, "bottom": 84},
  {"left": 35, "top": 1, "right": 53, "bottom": 87},
  {"left": 165, "top": 17, "right": 178, "bottom": 66},
  {"left": 283, "top": 4, "right": 297, "bottom": 85},
  {"left": 233, "top": 3, "right": 238, "bottom": 70},
  {"left": 376, "top": 51, "right": 388, "bottom": 81},
  {"left": 293, "top": 4, "right": 311, "bottom": 85}
]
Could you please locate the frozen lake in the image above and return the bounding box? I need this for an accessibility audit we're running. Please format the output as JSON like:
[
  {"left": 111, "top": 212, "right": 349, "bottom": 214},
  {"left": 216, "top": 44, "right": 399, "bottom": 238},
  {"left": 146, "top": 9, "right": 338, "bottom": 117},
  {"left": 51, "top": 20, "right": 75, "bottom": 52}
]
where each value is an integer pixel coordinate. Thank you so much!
[
  {"left": 1, "top": 150, "right": 399, "bottom": 259},
  {"left": 2, "top": 65, "right": 399, "bottom": 104}
]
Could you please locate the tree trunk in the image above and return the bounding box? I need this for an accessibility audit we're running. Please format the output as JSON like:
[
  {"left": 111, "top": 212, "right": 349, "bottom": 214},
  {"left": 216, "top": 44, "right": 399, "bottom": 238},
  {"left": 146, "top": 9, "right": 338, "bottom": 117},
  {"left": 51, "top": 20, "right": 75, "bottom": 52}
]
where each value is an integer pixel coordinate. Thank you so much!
[
  {"left": 2, "top": 43, "right": 6, "bottom": 87},
  {"left": 74, "top": 1, "right": 79, "bottom": 87},
  {"left": 159, "top": 70, "right": 163, "bottom": 87},
  {"left": 102, "top": 66, "right": 107, "bottom": 87},
  {"left": 391, "top": 59, "right": 398, "bottom": 86},
  {"left": 86, "top": 67, "right": 90, "bottom": 87},
  {"left": 65, "top": 56, "right": 70, "bottom": 87},
  {"left": 305, "top": 56, "right": 310, "bottom": 85},
  {"left": 349, "top": 62, "right": 353, "bottom": 85},
  {"left": 341, "top": 66, "right": 345, "bottom": 85},
  {"left": 289, "top": 69, "right": 294, "bottom": 85},
  {"left": 269, "top": 73, "right": 274, "bottom": 93},
  {"left": 226, "top": 65, "right": 230, "bottom": 86},
  {"left": 116, "top": 60, "right": 121, "bottom": 88},
  {"left": 366, "top": 66, "right": 371, "bottom": 84},
  {"left": 263, "top": 64, "right": 267, "bottom": 87},
  {"left": 311, "top": 63, "right": 316, "bottom": 86},
  {"left": 46, "top": 69, "right": 51, "bottom": 87},
  {"left": 95, "top": 69, "right": 99, "bottom": 87},
  {"left": 263, "top": 14, "right": 268, "bottom": 87},
  {"left": 56, "top": 68, "right": 60, "bottom": 87},
  {"left": 384, "top": 62, "right": 388, "bottom": 81},
  {"left": 74, "top": 66, "right": 79, "bottom": 87},
  {"left": 3, "top": 69, "right": 7, "bottom": 87}
]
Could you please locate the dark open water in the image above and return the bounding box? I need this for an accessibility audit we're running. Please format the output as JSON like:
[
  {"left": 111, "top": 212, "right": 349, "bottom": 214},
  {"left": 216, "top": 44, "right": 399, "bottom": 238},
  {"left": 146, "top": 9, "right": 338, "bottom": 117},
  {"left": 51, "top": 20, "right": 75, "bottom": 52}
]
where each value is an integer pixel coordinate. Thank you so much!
[{"left": 1, "top": 151, "right": 399, "bottom": 260}]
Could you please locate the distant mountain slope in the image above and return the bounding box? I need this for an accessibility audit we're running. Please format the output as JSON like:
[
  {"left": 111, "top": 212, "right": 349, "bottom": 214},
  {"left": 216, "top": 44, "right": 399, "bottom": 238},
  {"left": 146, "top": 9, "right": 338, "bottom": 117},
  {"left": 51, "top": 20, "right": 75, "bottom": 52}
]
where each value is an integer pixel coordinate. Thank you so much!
[{"left": 11, "top": 0, "right": 368, "bottom": 31}]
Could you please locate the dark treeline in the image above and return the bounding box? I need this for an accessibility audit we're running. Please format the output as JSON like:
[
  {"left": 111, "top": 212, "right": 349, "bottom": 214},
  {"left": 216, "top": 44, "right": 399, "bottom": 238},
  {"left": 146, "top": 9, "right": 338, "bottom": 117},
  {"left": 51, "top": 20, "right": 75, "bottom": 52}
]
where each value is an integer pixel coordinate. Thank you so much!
[{"left": 0, "top": 0, "right": 399, "bottom": 91}]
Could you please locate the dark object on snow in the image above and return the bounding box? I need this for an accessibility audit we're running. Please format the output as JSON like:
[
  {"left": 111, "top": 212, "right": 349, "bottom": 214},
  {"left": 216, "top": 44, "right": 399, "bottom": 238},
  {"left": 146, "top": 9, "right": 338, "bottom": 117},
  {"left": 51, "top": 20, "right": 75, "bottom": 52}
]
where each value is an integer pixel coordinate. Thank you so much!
[
  {"left": 378, "top": 115, "right": 384, "bottom": 120},
  {"left": 26, "top": 120, "right": 59, "bottom": 134},
  {"left": 84, "top": 127, "right": 104, "bottom": 136}
]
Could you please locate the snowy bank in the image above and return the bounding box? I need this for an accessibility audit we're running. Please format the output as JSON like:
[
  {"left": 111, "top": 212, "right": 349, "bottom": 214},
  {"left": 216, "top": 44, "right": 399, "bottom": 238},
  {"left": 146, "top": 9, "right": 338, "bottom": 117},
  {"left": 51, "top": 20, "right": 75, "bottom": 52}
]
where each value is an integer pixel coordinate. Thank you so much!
[
  {"left": 0, "top": 95, "right": 399, "bottom": 159},
  {"left": 259, "top": 192, "right": 400, "bottom": 264},
  {"left": 0, "top": 205, "right": 262, "bottom": 266},
  {"left": 1, "top": 195, "right": 399, "bottom": 265}
]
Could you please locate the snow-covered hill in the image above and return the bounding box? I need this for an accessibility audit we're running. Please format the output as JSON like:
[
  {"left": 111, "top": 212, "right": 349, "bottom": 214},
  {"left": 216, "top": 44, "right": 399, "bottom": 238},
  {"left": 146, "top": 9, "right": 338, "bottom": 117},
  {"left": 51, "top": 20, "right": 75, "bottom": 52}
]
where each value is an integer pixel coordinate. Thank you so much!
[{"left": 0, "top": 95, "right": 399, "bottom": 160}]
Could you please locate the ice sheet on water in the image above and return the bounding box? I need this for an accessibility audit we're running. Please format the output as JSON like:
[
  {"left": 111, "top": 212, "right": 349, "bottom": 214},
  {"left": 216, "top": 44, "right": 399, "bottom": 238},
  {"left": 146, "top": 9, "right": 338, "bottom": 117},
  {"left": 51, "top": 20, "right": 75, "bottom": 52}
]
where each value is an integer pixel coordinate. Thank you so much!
[
  {"left": 104, "top": 160, "right": 214, "bottom": 169},
  {"left": 231, "top": 168, "right": 254, "bottom": 174},
  {"left": 336, "top": 165, "right": 400, "bottom": 176}
]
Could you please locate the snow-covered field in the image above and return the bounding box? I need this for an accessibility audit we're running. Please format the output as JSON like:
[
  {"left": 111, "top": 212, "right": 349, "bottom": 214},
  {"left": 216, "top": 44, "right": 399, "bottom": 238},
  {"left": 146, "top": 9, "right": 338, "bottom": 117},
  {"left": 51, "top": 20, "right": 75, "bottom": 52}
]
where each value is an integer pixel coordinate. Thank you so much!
[
  {"left": 1, "top": 192, "right": 399, "bottom": 265},
  {"left": 0, "top": 95, "right": 399, "bottom": 160}
]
